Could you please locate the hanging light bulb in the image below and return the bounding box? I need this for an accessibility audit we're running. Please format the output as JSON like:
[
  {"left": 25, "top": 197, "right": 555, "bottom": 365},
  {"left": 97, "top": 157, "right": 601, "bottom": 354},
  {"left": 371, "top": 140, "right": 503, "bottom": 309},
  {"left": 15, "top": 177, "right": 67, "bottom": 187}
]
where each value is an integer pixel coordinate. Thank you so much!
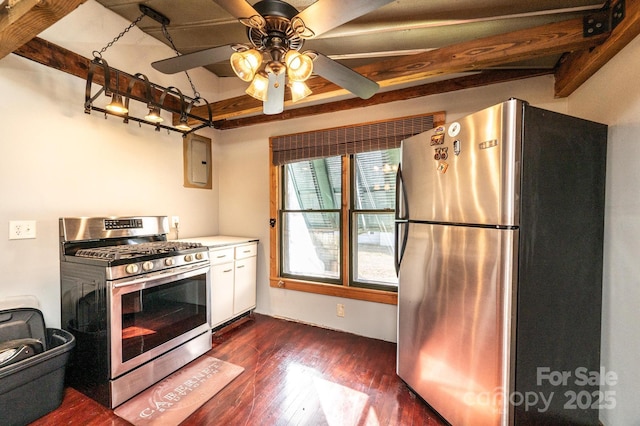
[
  {"left": 175, "top": 114, "right": 192, "bottom": 131},
  {"left": 230, "top": 49, "right": 263, "bottom": 82},
  {"left": 105, "top": 93, "right": 128, "bottom": 114},
  {"left": 289, "top": 81, "right": 312, "bottom": 102},
  {"left": 144, "top": 105, "right": 163, "bottom": 123},
  {"left": 245, "top": 71, "right": 270, "bottom": 101},
  {"left": 284, "top": 50, "right": 313, "bottom": 82}
]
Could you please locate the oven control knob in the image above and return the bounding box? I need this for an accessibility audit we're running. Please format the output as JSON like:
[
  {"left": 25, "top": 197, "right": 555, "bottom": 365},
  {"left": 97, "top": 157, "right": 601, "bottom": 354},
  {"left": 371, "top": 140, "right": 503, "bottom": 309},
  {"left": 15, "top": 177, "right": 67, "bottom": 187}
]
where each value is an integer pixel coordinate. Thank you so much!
[
  {"left": 164, "top": 258, "right": 175, "bottom": 267},
  {"left": 125, "top": 264, "right": 139, "bottom": 274},
  {"left": 184, "top": 254, "right": 193, "bottom": 262},
  {"left": 142, "top": 261, "right": 154, "bottom": 271},
  {"left": 195, "top": 252, "right": 204, "bottom": 260}
]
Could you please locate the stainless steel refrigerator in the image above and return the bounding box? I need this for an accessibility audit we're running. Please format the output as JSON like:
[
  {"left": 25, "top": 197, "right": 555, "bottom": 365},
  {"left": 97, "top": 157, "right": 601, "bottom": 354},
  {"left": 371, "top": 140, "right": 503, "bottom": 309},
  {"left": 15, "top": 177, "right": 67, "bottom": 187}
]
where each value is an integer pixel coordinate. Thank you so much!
[{"left": 395, "top": 99, "right": 607, "bottom": 426}]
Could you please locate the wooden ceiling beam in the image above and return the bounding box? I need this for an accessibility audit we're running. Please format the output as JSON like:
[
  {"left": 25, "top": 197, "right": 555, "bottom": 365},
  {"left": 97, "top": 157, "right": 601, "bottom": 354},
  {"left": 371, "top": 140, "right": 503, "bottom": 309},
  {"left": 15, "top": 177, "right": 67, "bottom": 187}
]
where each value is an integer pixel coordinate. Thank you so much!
[
  {"left": 194, "top": 16, "right": 610, "bottom": 121},
  {"left": 215, "top": 69, "right": 554, "bottom": 130},
  {"left": 8, "top": 8, "right": 620, "bottom": 129},
  {"left": 555, "top": 0, "right": 640, "bottom": 97},
  {"left": 14, "top": 37, "right": 189, "bottom": 112},
  {"left": 0, "top": 0, "right": 86, "bottom": 59}
]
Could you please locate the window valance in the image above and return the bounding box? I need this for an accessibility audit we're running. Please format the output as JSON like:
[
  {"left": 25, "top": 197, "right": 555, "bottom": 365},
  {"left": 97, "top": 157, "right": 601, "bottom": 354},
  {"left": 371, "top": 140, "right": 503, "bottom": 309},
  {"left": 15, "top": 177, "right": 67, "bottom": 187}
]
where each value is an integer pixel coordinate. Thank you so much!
[{"left": 270, "top": 112, "right": 444, "bottom": 165}]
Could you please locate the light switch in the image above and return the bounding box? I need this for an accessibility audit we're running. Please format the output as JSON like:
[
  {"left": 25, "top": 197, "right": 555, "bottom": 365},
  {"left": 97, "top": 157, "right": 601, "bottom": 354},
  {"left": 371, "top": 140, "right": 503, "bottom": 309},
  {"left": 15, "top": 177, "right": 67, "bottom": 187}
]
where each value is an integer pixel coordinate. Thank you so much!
[{"left": 9, "top": 220, "right": 36, "bottom": 240}]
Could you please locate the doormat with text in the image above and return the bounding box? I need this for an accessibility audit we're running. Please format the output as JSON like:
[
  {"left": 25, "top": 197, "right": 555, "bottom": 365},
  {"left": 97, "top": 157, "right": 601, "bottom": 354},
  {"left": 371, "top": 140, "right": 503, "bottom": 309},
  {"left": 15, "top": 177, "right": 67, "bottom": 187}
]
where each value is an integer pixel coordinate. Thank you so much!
[{"left": 114, "top": 355, "right": 244, "bottom": 425}]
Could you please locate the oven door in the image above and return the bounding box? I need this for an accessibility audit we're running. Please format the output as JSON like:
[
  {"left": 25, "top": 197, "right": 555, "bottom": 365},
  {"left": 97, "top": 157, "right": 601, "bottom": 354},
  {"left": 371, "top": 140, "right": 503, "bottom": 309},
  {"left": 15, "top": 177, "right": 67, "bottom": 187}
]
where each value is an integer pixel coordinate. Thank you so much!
[{"left": 109, "top": 264, "right": 210, "bottom": 378}]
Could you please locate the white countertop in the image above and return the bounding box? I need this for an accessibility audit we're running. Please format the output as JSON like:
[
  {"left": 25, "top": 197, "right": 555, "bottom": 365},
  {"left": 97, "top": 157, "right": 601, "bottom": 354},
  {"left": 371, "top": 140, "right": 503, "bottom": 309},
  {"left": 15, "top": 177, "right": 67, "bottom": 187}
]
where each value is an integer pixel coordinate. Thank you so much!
[{"left": 177, "top": 235, "right": 258, "bottom": 248}]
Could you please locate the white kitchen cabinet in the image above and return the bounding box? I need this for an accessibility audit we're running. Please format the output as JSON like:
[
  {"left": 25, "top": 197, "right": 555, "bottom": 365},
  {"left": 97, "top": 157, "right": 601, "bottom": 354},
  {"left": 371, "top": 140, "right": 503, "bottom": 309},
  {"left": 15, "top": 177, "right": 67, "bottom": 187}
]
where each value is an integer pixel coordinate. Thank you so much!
[
  {"left": 233, "top": 244, "right": 257, "bottom": 315},
  {"left": 183, "top": 236, "right": 258, "bottom": 329},
  {"left": 210, "top": 248, "right": 235, "bottom": 327}
]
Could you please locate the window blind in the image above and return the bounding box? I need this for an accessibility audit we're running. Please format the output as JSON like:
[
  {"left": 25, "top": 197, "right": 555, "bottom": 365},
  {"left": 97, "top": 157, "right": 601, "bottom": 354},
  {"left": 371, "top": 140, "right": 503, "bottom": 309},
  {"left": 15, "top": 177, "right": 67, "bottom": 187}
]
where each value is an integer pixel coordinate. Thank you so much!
[{"left": 271, "top": 113, "right": 440, "bottom": 165}]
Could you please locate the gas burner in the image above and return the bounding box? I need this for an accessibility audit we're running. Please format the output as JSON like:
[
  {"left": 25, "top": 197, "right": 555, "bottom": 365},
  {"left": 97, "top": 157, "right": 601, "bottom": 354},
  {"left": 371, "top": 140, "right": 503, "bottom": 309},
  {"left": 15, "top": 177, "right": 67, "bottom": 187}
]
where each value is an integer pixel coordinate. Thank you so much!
[{"left": 76, "top": 241, "right": 203, "bottom": 260}]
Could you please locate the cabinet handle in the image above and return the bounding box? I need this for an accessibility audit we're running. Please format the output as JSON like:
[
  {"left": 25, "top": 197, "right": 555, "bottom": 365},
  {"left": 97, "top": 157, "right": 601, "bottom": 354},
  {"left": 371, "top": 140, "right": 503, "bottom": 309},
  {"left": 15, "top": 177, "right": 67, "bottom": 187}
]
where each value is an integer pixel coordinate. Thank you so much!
[
  {"left": 217, "top": 255, "right": 228, "bottom": 258},
  {"left": 223, "top": 269, "right": 233, "bottom": 273},
  {"left": 237, "top": 265, "right": 245, "bottom": 269}
]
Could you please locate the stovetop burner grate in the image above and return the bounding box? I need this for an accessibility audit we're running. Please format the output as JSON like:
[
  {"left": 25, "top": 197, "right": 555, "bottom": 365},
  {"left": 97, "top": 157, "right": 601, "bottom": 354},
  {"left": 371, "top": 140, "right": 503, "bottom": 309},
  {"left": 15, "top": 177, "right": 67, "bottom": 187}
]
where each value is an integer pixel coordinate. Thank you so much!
[{"left": 75, "top": 241, "right": 203, "bottom": 260}]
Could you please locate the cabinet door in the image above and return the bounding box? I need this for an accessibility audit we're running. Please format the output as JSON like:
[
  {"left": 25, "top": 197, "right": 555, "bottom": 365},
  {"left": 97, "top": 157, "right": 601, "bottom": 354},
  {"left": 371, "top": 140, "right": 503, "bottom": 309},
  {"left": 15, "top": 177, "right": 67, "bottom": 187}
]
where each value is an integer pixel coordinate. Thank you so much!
[
  {"left": 210, "top": 262, "right": 235, "bottom": 327},
  {"left": 233, "top": 256, "right": 256, "bottom": 315}
]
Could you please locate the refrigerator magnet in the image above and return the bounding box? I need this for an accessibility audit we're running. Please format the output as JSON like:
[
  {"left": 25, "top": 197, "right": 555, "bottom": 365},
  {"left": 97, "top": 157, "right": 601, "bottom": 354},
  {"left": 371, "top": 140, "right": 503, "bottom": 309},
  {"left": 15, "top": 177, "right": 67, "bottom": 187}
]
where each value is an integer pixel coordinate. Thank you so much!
[
  {"left": 437, "top": 161, "right": 449, "bottom": 174},
  {"left": 448, "top": 122, "right": 461, "bottom": 137},
  {"left": 430, "top": 133, "right": 444, "bottom": 146}
]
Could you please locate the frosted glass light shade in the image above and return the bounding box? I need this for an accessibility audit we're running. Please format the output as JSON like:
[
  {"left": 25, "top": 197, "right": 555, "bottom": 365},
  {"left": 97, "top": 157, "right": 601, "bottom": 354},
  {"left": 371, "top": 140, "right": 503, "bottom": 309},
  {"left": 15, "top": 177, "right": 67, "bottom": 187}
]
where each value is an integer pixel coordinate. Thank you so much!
[
  {"left": 246, "top": 72, "right": 269, "bottom": 101},
  {"left": 284, "top": 50, "right": 313, "bottom": 82},
  {"left": 230, "top": 49, "right": 263, "bottom": 82},
  {"left": 290, "top": 81, "right": 312, "bottom": 102}
]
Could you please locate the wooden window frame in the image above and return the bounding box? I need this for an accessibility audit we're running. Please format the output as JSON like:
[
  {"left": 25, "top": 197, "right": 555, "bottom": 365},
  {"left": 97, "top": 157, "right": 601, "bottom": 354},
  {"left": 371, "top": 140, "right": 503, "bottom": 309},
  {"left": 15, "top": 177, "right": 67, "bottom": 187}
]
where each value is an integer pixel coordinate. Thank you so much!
[{"left": 269, "top": 113, "right": 445, "bottom": 305}]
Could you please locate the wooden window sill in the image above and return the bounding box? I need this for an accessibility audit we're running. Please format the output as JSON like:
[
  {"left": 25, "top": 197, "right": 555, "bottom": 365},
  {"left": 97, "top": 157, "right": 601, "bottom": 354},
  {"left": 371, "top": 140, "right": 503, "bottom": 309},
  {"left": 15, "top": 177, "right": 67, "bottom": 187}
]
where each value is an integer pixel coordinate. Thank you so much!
[{"left": 270, "top": 277, "right": 398, "bottom": 305}]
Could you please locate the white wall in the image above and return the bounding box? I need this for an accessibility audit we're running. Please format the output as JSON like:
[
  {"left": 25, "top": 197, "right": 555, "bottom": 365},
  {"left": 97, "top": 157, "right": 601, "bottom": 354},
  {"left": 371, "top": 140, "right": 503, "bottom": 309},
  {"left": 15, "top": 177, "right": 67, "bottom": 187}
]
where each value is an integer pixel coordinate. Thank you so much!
[
  {"left": 567, "top": 35, "right": 640, "bottom": 426},
  {"left": 0, "top": 1, "right": 221, "bottom": 327}
]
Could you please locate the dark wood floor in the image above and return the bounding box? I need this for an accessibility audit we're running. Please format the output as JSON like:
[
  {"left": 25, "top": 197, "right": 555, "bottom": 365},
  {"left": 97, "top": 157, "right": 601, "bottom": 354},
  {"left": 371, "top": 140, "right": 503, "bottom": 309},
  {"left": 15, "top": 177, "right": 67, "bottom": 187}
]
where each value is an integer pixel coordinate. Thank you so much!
[{"left": 31, "top": 313, "right": 446, "bottom": 425}]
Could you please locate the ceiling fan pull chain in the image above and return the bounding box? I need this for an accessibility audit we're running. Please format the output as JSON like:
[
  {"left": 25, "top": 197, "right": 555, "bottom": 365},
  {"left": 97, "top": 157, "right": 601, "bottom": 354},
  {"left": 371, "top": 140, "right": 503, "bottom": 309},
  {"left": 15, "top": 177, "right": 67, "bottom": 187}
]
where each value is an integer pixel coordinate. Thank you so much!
[
  {"left": 93, "top": 12, "right": 145, "bottom": 59},
  {"left": 161, "top": 24, "right": 201, "bottom": 100}
]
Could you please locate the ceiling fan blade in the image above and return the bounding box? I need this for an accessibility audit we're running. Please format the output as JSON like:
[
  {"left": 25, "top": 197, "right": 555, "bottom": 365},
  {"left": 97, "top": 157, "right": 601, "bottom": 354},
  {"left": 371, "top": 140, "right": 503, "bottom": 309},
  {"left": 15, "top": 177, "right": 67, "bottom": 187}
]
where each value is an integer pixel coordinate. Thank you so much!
[
  {"left": 294, "top": 0, "right": 394, "bottom": 39},
  {"left": 151, "top": 44, "right": 236, "bottom": 74},
  {"left": 214, "top": 0, "right": 266, "bottom": 30},
  {"left": 310, "top": 52, "right": 379, "bottom": 99},
  {"left": 264, "top": 72, "right": 285, "bottom": 115}
]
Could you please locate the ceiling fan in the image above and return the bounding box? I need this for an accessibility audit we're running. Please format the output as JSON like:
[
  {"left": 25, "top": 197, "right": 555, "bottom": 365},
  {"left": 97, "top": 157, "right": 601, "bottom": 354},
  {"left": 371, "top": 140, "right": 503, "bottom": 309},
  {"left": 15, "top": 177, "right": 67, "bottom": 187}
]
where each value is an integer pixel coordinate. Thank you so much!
[{"left": 151, "top": 0, "right": 393, "bottom": 115}]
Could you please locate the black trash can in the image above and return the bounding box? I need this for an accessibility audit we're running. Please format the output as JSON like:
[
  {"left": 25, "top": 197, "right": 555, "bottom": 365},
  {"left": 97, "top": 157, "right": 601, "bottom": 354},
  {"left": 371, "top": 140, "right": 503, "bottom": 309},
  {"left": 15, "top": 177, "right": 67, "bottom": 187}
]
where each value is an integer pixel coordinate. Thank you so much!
[{"left": 0, "top": 308, "right": 75, "bottom": 426}]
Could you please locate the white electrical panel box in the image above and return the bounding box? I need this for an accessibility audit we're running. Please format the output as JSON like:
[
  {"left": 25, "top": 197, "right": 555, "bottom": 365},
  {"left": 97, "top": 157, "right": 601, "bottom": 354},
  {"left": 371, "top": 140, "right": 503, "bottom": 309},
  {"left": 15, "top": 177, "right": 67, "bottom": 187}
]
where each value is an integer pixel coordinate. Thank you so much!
[
  {"left": 191, "top": 138, "right": 208, "bottom": 184},
  {"left": 183, "top": 134, "right": 212, "bottom": 189}
]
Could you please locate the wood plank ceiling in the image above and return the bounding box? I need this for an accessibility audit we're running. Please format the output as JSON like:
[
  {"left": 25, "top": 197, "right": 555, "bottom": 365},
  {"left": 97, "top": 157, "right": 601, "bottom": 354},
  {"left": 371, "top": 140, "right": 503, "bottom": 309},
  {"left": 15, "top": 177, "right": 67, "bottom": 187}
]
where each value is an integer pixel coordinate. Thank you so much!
[{"left": 2, "top": 0, "right": 639, "bottom": 129}]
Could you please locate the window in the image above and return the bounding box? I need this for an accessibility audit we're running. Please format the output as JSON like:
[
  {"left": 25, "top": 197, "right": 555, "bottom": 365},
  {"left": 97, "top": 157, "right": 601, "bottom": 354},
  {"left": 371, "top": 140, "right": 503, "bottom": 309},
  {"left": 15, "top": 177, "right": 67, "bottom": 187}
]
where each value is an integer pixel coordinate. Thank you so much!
[
  {"left": 269, "top": 112, "right": 445, "bottom": 304},
  {"left": 280, "top": 151, "right": 399, "bottom": 292},
  {"left": 282, "top": 157, "right": 342, "bottom": 282},
  {"left": 352, "top": 150, "right": 399, "bottom": 289}
]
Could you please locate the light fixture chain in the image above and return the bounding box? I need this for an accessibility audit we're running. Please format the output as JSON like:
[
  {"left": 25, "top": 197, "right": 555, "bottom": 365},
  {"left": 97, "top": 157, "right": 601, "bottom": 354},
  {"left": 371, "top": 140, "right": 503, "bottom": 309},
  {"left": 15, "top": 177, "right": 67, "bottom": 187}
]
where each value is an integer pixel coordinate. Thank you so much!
[
  {"left": 93, "top": 13, "right": 145, "bottom": 59},
  {"left": 162, "top": 24, "right": 201, "bottom": 100}
]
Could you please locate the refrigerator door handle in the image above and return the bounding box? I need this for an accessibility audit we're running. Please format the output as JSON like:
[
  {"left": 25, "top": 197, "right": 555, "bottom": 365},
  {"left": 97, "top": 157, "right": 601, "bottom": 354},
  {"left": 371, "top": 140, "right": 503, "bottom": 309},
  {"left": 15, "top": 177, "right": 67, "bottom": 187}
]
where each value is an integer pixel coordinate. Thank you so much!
[
  {"left": 395, "top": 166, "right": 408, "bottom": 221},
  {"left": 394, "top": 220, "right": 409, "bottom": 276},
  {"left": 395, "top": 166, "right": 409, "bottom": 275}
]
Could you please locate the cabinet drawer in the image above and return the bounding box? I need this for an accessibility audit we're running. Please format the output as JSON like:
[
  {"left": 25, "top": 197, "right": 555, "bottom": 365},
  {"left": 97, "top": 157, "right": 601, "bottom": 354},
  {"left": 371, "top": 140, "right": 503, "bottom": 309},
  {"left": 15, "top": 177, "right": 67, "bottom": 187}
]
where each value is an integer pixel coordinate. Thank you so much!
[
  {"left": 210, "top": 247, "right": 235, "bottom": 265},
  {"left": 235, "top": 243, "right": 257, "bottom": 259}
]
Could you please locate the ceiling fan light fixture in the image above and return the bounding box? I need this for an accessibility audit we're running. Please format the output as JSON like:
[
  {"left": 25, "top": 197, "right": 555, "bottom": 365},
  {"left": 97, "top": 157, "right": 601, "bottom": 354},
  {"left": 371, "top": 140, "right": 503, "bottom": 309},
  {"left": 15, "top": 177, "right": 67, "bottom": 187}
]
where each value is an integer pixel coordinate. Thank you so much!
[
  {"left": 284, "top": 50, "right": 313, "bottom": 82},
  {"left": 230, "top": 49, "right": 263, "bottom": 82},
  {"left": 144, "top": 105, "right": 164, "bottom": 123},
  {"left": 246, "top": 71, "right": 270, "bottom": 101},
  {"left": 290, "top": 81, "right": 312, "bottom": 102},
  {"left": 105, "top": 93, "right": 128, "bottom": 115}
]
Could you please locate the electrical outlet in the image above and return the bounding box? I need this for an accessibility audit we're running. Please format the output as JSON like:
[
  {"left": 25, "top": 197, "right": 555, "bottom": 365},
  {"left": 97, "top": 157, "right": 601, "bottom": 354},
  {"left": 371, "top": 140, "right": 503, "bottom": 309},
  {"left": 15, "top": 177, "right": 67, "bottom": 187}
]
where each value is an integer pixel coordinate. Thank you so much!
[
  {"left": 9, "top": 220, "right": 37, "bottom": 240},
  {"left": 336, "top": 303, "right": 345, "bottom": 317},
  {"left": 171, "top": 216, "right": 180, "bottom": 228}
]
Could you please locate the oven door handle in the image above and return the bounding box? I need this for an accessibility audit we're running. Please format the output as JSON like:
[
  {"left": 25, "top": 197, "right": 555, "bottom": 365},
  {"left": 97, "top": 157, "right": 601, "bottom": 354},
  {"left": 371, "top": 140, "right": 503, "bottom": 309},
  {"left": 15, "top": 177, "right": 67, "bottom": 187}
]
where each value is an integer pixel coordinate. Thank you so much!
[{"left": 112, "top": 264, "right": 208, "bottom": 289}]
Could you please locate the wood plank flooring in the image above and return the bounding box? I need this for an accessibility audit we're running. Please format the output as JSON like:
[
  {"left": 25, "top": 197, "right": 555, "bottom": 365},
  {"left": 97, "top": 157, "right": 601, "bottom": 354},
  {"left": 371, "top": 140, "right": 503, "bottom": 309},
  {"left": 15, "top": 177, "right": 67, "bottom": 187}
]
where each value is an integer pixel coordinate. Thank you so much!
[{"left": 30, "top": 313, "right": 446, "bottom": 425}]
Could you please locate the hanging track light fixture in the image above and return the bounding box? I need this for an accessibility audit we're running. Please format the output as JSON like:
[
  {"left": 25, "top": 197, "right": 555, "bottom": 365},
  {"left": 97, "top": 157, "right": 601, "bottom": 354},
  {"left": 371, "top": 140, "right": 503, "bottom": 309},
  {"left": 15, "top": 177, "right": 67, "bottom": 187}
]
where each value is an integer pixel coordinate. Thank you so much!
[
  {"left": 84, "top": 5, "right": 213, "bottom": 135},
  {"left": 84, "top": 57, "right": 212, "bottom": 135}
]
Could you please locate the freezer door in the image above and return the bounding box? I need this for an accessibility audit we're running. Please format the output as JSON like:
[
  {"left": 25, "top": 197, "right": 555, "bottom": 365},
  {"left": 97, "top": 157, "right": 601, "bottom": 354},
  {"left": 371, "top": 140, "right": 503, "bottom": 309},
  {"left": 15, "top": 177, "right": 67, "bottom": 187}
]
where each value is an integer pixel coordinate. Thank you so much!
[
  {"left": 400, "top": 99, "right": 522, "bottom": 226},
  {"left": 397, "top": 223, "right": 517, "bottom": 426}
]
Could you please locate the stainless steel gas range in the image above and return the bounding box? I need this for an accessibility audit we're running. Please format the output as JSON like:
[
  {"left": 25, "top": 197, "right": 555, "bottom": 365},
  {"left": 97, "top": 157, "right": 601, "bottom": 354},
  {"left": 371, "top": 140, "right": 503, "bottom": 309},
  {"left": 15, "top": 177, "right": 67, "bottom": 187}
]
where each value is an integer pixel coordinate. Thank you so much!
[{"left": 59, "top": 216, "right": 211, "bottom": 408}]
